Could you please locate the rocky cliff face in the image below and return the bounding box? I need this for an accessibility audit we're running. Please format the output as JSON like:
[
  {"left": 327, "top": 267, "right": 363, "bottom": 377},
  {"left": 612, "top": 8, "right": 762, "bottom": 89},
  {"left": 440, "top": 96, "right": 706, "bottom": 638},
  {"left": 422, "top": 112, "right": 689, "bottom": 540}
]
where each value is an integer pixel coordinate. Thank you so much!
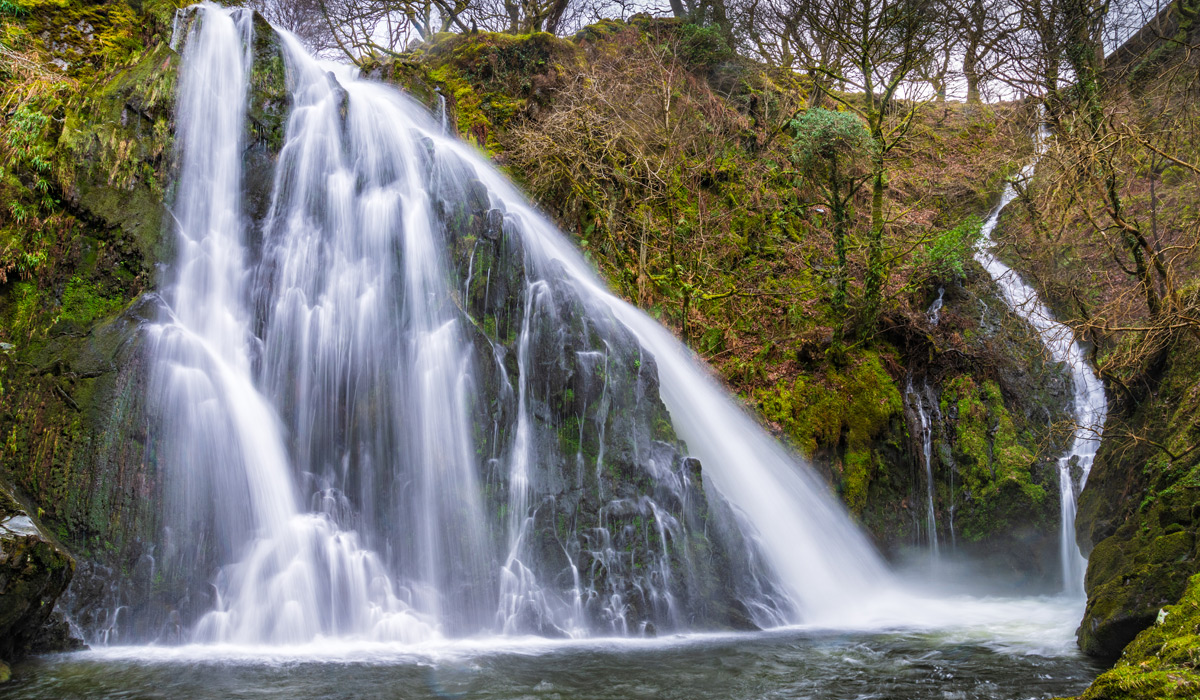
[
  {"left": 1073, "top": 331, "right": 1200, "bottom": 659},
  {"left": 3, "top": 3, "right": 754, "bottom": 642},
  {"left": 440, "top": 182, "right": 755, "bottom": 632},
  {"left": 0, "top": 1, "right": 295, "bottom": 644},
  {"left": 1072, "top": 571, "right": 1200, "bottom": 699},
  {"left": 1, "top": 1, "right": 1084, "bottom": 647},
  {"left": 1, "top": 0, "right": 179, "bottom": 648}
]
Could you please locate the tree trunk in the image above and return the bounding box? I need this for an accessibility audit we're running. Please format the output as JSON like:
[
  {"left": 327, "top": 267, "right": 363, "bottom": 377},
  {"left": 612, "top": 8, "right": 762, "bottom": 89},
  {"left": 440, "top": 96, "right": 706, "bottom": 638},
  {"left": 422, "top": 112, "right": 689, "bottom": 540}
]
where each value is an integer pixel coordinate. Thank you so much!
[
  {"left": 963, "top": 51, "right": 981, "bottom": 104},
  {"left": 863, "top": 163, "right": 886, "bottom": 333}
]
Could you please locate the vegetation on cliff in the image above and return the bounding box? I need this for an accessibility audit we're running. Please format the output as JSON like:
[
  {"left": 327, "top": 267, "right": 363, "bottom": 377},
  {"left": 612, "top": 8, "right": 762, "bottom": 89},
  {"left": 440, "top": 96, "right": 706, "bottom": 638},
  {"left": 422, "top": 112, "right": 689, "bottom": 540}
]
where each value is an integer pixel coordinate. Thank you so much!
[{"left": 1, "top": 0, "right": 175, "bottom": 549}]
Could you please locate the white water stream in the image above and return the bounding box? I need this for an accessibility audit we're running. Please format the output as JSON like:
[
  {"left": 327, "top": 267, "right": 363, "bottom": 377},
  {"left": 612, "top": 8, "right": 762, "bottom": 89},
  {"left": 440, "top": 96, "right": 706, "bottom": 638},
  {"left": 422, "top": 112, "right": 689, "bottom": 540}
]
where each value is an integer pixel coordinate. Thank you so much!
[{"left": 973, "top": 135, "right": 1108, "bottom": 596}]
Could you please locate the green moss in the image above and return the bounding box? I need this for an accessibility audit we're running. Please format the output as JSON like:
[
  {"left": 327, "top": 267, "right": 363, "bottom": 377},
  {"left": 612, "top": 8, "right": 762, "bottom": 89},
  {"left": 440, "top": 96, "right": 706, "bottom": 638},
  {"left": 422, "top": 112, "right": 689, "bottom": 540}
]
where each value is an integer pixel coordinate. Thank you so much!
[
  {"left": 940, "top": 376, "right": 1045, "bottom": 542},
  {"left": 58, "top": 275, "right": 123, "bottom": 324},
  {"left": 7, "top": 281, "right": 43, "bottom": 339},
  {"left": 558, "top": 415, "right": 582, "bottom": 454},
  {"left": 1076, "top": 331, "right": 1200, "bottom": 660},
  {"left": 401, "top": 31, "right": 580, "bottom": 158},
  {"left": 756, "top": 349, "right": 902, "bottom": 514}
]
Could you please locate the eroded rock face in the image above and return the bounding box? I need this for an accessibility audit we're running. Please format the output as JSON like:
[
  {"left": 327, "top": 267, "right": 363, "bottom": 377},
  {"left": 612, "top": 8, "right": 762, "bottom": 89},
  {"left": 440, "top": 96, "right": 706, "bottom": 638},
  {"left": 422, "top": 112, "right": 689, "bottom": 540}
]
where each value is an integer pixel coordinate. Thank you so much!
[{"left": 0, "top": 486, "right": 80, "bottom": 665}]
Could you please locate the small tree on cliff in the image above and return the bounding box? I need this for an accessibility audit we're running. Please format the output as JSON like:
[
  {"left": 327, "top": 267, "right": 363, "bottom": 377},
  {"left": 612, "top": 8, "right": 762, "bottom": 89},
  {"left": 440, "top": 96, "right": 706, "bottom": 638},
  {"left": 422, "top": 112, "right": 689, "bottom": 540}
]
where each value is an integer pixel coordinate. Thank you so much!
[
  {"left": 790, "top": 108, "right": 874, "bottom": 347},
  {"left": 785, "top": 0, "right": 942, "bottom": 335}
]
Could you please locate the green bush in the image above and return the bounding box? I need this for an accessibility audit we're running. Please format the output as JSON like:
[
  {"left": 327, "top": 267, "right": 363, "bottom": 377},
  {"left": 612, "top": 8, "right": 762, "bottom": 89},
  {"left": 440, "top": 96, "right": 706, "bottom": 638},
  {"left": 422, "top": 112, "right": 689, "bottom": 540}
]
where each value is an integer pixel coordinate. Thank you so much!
[
  {"left": 674, "top": 22, "right": 731, "bottom": 68},
  {"left": 789, "top": 108, "right": 875, "bottom": 177},
  {"left": 912, "top": 215, "right": 982, "bottom": 284}
]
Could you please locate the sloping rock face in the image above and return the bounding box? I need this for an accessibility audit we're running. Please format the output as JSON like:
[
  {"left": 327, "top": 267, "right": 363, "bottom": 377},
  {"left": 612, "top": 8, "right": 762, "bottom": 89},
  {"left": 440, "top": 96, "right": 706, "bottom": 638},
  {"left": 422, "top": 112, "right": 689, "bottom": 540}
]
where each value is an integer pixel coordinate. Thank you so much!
[
  {"left": 434, "top": 170, "right": 760, "bottom": 632},
  {"left": 0, "top": 486, "right": 79, "bottom": 666}
]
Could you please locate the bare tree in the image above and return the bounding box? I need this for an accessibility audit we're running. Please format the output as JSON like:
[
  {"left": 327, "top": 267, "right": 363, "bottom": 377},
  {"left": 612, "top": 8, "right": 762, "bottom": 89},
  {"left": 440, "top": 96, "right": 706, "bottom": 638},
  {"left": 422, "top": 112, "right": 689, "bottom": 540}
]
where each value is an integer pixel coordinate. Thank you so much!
[
  {"left": 995, "top": 0, "right": 1066, "bottom": 100},
  {"left": 249, "top": 0, "right": 337, "bottom": 54},
  {"left": 733, "top": 0, "right": 851, "bottom": 107},
  {"left": 951, "top": 0, "right": 1015, "bottom": 103},
  {"left": 312, "top": 0, "right": 473, "bottom": 64}
]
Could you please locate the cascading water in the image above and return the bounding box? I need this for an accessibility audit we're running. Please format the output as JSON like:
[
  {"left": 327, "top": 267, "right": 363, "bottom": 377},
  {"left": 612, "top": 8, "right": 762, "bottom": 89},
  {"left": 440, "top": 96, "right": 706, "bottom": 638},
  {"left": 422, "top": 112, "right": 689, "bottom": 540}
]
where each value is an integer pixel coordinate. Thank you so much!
[
  {"left": 151, "top": 5, "right": 439, "bottom": 645},
  {"left": 973, "top": 130, "right": 1108, "bottom": 596},
  {"left": 927, "top": 286, "right": 945, "bottom": 326},
  {"left": 905, "top": 378, "right": 940, "bottom": 560},
  {"left": 148, "top": 3, "right": 890, "bottom": 645}
]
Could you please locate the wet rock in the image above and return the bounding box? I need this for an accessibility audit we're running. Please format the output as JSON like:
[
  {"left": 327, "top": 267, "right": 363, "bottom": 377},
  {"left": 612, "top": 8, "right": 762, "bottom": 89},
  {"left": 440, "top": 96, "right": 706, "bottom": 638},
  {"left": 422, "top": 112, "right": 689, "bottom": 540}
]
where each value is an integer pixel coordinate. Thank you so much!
[
  {"left": 483, "top": 208, "right": 505, "bottom": 241},
  {"left": 0, "top": 485, "right": 78, "bottom": 664},
  {"left": 243, "top": 10, "right": 293, "bottom": 227}
]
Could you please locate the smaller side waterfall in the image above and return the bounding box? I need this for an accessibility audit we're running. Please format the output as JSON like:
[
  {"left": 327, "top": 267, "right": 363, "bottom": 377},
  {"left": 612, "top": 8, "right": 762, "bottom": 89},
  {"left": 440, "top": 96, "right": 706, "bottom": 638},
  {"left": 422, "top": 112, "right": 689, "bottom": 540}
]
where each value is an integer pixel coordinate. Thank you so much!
[
  {"left": 973, "top": 132, "right": 1108, "bottom": 596},
  {"left": 927, "top": 287, "right": 945, "bottom": 326},
  {"left": 436, "top": 91, "right": 448, "bottom": 134},
  {"left": 905, "top": 378, "right": 939, "bottom": 560}
]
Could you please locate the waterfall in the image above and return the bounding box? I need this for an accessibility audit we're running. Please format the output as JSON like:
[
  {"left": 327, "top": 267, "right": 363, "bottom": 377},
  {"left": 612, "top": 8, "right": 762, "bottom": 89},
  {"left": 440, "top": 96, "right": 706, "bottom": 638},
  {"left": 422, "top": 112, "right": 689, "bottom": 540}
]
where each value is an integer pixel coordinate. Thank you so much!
[
  {"left": 927, "top": 287, "right": 945, "bottom": 326},
  {"left": 973, "top": 130, "right": 1108, "bottom": 596},
  {"left": 906, "top": 378, "right": 940, "bottom": 561},
  {"left": 437, "top": 92, "right": 448, "bottom": 134},
  {"left": 148, "top": 3, "right": 891, "bottom": 645}
]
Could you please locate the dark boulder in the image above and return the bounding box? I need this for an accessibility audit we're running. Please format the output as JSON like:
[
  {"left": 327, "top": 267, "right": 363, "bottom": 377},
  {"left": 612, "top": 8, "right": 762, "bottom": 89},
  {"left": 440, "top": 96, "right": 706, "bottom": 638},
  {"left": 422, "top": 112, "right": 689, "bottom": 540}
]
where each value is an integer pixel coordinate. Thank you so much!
[{"left": 0, "top": 485, "right": 81, "bottom": 668}]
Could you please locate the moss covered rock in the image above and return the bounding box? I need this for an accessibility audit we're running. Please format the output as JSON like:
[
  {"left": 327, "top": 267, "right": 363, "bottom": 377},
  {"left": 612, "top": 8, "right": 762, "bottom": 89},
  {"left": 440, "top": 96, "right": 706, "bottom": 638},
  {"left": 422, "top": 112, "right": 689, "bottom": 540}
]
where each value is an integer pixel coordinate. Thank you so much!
[
  {"left": 1075, "top": 333, "right": 1200, "bottom": 658},
  {"left": 386, "top": 30, "right": 582, "bottom": 156},
  {"left": 755, "top": 348, "right": 903, "bottom": 516},
  {"left": 1072, "top": 572, "right": 1200, "bottom": 699}
]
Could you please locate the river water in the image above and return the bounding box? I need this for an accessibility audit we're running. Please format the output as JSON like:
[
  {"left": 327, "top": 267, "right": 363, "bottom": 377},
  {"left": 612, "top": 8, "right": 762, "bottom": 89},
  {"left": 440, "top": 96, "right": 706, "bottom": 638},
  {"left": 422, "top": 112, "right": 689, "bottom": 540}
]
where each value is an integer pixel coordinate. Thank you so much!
[{"left": 4, "top": 613, "right": 1102, "bottom": 699}]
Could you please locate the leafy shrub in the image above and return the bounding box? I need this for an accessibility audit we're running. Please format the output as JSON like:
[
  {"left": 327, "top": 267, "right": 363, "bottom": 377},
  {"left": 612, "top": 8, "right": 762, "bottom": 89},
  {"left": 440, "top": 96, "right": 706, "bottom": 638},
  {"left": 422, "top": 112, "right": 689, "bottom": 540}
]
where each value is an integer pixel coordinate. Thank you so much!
[
  {"left": 911, "top": 215, "right": 982, "bottom": 284},
  {"left": 674, "top": 22, "right": 731, "bottom": 69}
]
